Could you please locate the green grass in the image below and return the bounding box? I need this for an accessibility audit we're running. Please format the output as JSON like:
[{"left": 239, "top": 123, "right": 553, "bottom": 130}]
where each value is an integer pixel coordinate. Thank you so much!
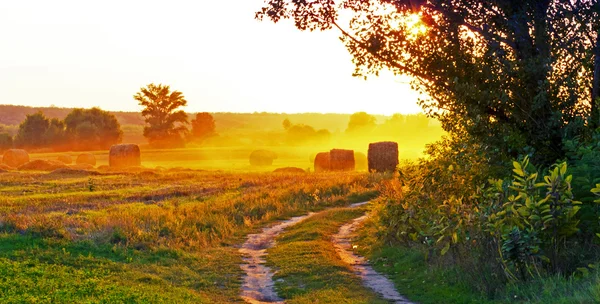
[
  {"left": 267, "top": 207, "right": 388, "bottom": 304},
  {"left": 0, "top": 234, "right": 237, "bottom": 303},
  {"left": 0, "top": 169, "right": 382, "bottom": 302}
]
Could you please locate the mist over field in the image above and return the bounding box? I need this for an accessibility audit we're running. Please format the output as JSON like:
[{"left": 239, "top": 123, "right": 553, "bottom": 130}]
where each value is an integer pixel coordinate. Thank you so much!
[{"left": 0, "top": 105, "right": 443, "bottom": 170}]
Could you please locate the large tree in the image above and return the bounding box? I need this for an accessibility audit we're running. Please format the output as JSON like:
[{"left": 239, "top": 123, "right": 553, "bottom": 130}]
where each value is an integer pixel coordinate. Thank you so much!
[
  {"left": 135, "top": 83, "right": 189, "bottom": 148},
  {"left": 258, "top": 0, "right": 600, "bottom": 164},
  {"left": 190, "top": 112, "right": 217, "bottom": 142},
  {"left": 64, "top": 108, "right": 123, "bottom": 150},
  {"left": 14, "top": 111, "right": 50, "bottom": 149}
]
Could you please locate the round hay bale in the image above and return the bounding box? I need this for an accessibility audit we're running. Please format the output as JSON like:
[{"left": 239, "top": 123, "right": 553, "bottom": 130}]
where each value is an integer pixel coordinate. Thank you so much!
[
  {"left": 273, "top": 167, "right": 306, "bottom": 173},
  {"left": 330, "top": 149, "right": 355, "bottom": 171},
  {"left": 76, "top": 153, "right": 96, "bottom": 166},
  {"left": 354, "top": 152, "right": 368, "bottom": 171},
  {"left": 368, "top": 141, "right": 399, "bottom": 173},
  {"left": 109, "top": 144, "right": 141, "bottom": 168},
  {"left": 3, "top": 149, "right": 29, "bottom": 168},
  {"left": 57, "top": 154, "right": 73, "bottom": 164},
  {"left": 249, "top": 150, "right": 277, "bottom": 166},
  {"left": 314, "top": 152, "right": 330, "bottom": 172},
  {"left": 18, "top": 160, "right": 68, "bottom": 171}
]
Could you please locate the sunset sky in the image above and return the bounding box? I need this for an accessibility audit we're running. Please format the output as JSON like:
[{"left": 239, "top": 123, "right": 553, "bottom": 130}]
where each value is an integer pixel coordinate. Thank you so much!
[{"left": 0, "top": 0, "right": 422, "bottom": 115}]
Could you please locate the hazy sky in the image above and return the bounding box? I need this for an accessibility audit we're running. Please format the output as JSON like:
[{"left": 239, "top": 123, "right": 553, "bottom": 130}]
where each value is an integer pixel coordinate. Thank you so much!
[{"left": 0, "top": 0, "right": 422, "bottom": 115}]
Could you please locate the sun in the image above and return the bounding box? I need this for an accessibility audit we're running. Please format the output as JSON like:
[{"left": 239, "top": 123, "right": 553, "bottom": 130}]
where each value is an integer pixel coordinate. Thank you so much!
[{"left": 405, "top": 13, "right": 427, "bottom": 37}]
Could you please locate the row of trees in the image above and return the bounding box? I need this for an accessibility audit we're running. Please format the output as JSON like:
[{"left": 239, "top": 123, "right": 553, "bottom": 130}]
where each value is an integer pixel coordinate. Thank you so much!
[
  {"left": 280, "top": 112, "right": 438, "bottom": 146},
  {"left": 0, "top": 108, "right": 123, "bottom": 152},
  {"left": 134, "top": 83, "right": 217, "bottom": 148},
  {"left": 0, "top": 84, "right": 218, "bottom": 152}
]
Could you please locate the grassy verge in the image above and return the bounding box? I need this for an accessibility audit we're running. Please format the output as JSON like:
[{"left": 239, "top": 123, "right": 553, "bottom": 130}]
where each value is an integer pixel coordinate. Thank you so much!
[
  {"left": 267, "top": 206, "right": 388, "bottom": 304},
  {"left": 357, "top": 214, "right": 600, "bottom": 304}
]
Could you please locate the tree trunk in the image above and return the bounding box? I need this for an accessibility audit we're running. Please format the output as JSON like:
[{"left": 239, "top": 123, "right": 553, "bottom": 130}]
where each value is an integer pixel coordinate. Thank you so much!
[{"left": 592, "top": 29, "right": 600, "bottom": 129}]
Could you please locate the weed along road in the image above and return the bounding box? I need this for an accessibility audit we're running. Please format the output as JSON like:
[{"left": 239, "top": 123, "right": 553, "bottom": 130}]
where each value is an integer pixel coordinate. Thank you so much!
[{"left": 239, "top": 201, "right": 411, "bottom": 303}]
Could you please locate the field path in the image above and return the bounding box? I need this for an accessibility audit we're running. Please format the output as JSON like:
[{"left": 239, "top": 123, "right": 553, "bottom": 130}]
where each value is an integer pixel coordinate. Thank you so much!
[
  {"left": 238, "top": 202, "right": 368, "bottom": 304},
  {"left": 333, "top": 213, "right": 413, "bottom": 304}
]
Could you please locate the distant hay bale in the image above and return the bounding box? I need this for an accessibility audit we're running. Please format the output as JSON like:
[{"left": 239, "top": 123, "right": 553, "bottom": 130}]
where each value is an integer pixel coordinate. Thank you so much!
[
  {"left": 2, "top": 149, "right": 29, "bottom": 168},
  {"left": 109, "top": 144, "right": 141, "bottom": 168},
  {"left": 314, "top": 152, "right": 330, "bottom": 172},
  {"left": 18, "top": 160, "right": 68, "bottom": 171},
  {"left": 273, "top": 167, "right": 306, "bottom": 173},
  {"left": 354, "top": 152, "right": 368, "bottom": 171},
  {"left": 249, "top": 150, "right": 277, "bottom": 166},
  {"left": 76, "top": 153, "right": 96, "bottom": 166},
  {"left": 330, "top": 149, "right": 355, "bottom": 171},
  {"left": 368, "top": 141, "right": 399, "bottom": 173},
  {"left": 57, "top": 155, "right": 73, "bottom": 164}
]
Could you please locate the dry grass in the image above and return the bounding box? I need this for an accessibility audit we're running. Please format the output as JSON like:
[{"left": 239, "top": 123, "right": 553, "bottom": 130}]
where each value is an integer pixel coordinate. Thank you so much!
[
  {"left": 0, "top": 167, "right": 380, "bottom": 302},
  {"left": 0, "top": 169, "right": 379, "bottom": 251}
]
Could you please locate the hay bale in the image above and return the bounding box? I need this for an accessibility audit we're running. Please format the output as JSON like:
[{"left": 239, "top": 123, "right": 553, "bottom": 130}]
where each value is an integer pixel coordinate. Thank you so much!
[
  {"left": 2, "top": 149, "right": 29, "bottom": 168},
  {"left": 354, "top": 152, "right": 368, "bottom": 171},
  {"left": 330, "top": 149, "right": 355, "bottom": 171},
  {"left": 76, "top": 153, "right": 96, "bottom": 166},
  {"left": 19, "top": 160, "right": 68, "bottom": 171},
  {"left": 314, "top": 152, "right": 330, "bottom": 172},
  {"left": 368, "top": 141, "right": 399, "bottom": 173},
  {"left": 57, "top": 155, "right": 73, "bottom": 164},
  {"left": 249, "top": 150, "right": 277, "bottom": 166},
  {"left": 273, "top": 167, "right": 306, "bottom": 173},
  {"left": 109, "top": 144, "right": 141, "bottom": 168}
]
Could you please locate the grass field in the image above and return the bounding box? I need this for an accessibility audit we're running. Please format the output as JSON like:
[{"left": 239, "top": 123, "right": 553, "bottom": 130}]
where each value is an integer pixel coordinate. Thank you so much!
[{"left": 0, "top": 163, "right": 381, "bottom": 303}]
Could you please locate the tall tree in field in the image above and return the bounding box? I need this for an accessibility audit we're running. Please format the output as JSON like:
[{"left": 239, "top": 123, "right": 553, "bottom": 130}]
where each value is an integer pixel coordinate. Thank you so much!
[
  {"left": 190, "top": 112, "right": 217, "bottom": 142},
  {"left": 134, "top": 84, "right": 189, "bottom": 148},
  {"left": 258, "top": 0, "right": 600, "bottom": 165}
]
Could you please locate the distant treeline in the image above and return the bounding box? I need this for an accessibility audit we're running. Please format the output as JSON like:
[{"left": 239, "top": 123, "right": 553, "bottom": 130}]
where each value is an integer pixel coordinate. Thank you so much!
[
  {"left": 0, "top": 105, "right": 431, "bottom": 133},
  {"left": 0, "top": 105, "right": 444, "bottom": 156}
]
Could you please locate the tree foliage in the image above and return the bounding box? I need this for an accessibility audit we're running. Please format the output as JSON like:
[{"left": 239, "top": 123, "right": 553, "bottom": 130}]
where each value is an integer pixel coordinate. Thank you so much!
[
  {"left": 190, "top": 112, "right": 217, "bottom": 142},
  {"left": 283, "top": 119, "right": 331, "bottom": 145},
  {"left": 0, "top": 133, "right": 12, "bottom": 152},
  {"left": 64, "top": 108, "right": 123, "bottom": 150},
  {"left": 346, "top": 111, "right": 376, "bottom": 134},
  {"left": 15, "top": 112, "right": 50, "bottom": 149},
  {"left": 258, "top": 0, "right": 600, "bottom": 165},
  {"left": 135, "top": 84, "right": 189, "bottom": 148}
]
